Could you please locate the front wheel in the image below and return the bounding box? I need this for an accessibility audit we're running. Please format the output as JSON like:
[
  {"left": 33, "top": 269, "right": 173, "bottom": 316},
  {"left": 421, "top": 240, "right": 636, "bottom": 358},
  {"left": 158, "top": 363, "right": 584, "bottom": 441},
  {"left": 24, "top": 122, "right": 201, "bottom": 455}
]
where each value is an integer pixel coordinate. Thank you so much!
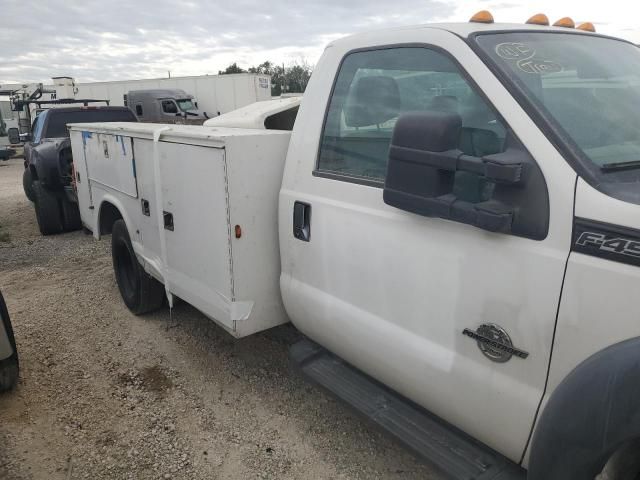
[
  {"left": 597, "top": 441, "right": 640, "bottom": 480},
  {"left": 111, "top": 219, "right": 165, "bottom": 315}
]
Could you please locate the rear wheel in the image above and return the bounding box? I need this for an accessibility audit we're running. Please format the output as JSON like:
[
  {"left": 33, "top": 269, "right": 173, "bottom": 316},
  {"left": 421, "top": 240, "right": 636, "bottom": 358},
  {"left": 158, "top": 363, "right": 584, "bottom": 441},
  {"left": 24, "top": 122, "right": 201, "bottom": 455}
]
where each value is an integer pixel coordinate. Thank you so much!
[
  {"left": 111, "top": 219, "right": 165, "bottom": 315},
  {"left": 33, "top": 181, "right": 63, "bottom": 236},
  {"left": 61, "top": 198, "right": 82, "bottom": 232},
  {"left": 22, "top": 168, "right": 35, "bottom": 202}
]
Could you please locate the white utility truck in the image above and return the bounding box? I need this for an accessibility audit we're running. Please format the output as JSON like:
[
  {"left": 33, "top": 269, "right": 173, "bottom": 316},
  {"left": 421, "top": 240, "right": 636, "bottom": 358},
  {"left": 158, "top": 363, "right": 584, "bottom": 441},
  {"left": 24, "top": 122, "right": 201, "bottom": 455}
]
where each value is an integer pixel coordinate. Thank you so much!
[{"left": 69, "top": 13, "right": 640, "bottom": 480}]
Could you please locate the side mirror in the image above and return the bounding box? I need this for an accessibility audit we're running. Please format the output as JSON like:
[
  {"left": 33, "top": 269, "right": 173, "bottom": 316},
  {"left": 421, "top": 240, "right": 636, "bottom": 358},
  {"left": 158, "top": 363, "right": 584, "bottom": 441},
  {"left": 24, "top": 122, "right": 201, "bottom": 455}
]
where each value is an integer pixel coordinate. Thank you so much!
[
  {"left": 7, "top": 128, "right": 20, "bottom": 145},
  {"left": 383, "top": 111, "right": 549, "bottom": 239}
]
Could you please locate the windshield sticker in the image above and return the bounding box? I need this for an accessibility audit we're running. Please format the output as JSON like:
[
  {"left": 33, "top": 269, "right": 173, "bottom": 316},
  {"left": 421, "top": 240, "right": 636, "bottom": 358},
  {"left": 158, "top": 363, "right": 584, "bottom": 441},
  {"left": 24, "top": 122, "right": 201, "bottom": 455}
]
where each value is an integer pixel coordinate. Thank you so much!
[
  {"left": 495, "top": 42, "right": 563, "bottom": 75},
  {"left": 516, "top": 58, "right": 563, "bottom": 74},
  {"left": 495, "top": 42, "right": 535, "bottom": 61}
]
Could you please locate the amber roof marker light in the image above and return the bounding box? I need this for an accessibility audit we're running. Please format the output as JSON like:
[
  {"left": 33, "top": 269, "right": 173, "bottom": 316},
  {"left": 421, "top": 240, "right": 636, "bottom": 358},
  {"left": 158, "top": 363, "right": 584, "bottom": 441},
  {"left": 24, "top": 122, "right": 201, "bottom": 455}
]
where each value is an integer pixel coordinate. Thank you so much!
[
  {"left": 553, "top": 17, "right": 576, "bottom": 28},
  {"left": 470, "top": 10, "right": 494, "bottom": 24},
  {"left": 577, "top": 22, "right": 596, "bottom": 32},
  {"left": 526, "top": 13, "right": 550, "bottom": 26}
]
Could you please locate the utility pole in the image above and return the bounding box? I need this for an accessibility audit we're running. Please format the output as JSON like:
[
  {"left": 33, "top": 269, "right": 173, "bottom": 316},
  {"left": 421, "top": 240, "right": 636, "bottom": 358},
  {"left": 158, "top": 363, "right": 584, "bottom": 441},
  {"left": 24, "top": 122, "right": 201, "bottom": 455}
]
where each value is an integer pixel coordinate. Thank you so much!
[{"left": 282, "top": 62, "right": 286, "bottom": 93}]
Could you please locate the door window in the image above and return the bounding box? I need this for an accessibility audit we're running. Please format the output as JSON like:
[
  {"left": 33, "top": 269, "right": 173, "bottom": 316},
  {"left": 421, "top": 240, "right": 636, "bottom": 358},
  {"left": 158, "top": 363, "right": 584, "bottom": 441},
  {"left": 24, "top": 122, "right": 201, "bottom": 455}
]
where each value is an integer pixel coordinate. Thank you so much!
[
  {"left": 31, "top": 112, "right": 46, "bottom": 143},
  {"left": 162, "top": 100, "right": 178, "bottom": 114},
  {"left": 317, "top": 47, "right": 508, "bottom": 202}
]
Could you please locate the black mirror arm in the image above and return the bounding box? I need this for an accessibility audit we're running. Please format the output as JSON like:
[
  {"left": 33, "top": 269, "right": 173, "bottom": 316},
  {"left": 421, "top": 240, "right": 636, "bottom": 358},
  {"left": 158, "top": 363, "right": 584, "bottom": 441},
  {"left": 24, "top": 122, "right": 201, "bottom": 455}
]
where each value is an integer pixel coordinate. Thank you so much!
[
  {"left": 385, "top": 190, "right": 513, "bottom": 233},
  {"left": 389, "top": 145, "right": 523, "bottom": 184}
]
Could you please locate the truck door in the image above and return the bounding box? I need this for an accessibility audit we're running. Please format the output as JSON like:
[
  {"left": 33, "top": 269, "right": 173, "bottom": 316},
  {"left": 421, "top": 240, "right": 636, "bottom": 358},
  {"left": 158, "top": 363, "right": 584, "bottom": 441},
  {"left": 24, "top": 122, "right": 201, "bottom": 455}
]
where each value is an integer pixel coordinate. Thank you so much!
[{"left": 280, "top": 41, "right": 576, "bottom": 462}]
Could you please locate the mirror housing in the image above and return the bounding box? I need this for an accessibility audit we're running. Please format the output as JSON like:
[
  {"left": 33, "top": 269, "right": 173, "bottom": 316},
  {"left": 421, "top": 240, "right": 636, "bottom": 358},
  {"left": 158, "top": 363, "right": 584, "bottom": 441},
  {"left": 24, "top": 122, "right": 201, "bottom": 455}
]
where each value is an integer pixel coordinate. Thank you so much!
[{"left": 383, "top": 111, "right": 549, "bottom": 240}]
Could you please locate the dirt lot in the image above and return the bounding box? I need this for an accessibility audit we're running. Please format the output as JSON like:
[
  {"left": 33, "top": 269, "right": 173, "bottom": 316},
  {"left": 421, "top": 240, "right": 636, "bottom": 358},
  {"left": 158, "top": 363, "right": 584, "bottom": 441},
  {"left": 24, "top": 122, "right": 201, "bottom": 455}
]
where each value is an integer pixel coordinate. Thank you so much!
[{"left": 0, "top": 157, "right": 439, "bottom": 479}]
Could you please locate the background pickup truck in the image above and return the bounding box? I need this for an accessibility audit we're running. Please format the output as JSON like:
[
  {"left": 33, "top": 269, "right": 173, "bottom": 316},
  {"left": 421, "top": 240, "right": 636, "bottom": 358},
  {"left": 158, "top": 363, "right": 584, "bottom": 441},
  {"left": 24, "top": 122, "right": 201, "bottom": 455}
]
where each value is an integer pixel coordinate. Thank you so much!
[
  {"left": 69, "top": 16, "right": 640, "bottom": 480},
  {"left": 23, "top": 106, "right": 137, "bottom": 235}
]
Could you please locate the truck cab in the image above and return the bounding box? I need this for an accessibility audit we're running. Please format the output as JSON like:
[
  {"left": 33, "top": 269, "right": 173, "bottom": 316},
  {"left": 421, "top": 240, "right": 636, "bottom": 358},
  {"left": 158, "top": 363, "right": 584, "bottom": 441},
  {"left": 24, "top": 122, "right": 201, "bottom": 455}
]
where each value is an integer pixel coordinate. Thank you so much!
[
  {"left": 279, "top": 18, "right": 640, "bottom": 479},
  {"left": 126, "top": 89, "right": 210, "bottom": 125}
]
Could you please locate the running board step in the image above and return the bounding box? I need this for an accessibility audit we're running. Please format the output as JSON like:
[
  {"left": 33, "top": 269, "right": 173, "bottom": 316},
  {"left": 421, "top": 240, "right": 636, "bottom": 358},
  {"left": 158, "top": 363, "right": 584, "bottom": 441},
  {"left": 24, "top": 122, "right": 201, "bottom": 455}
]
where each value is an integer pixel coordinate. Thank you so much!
[{"left": 290, "top": 339, "right": 526, "bottom": 480}]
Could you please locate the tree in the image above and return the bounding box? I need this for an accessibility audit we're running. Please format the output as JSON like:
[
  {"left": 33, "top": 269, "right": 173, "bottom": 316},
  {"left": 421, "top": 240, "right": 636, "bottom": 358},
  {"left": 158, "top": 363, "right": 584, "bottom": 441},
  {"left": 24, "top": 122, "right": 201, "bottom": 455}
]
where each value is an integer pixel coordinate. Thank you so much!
[
  {"left": 284, "top": 60, "right": 312, "bottom": 94},
  {"left": 249, "top": 60, "right": 313, "bottom": 96},
  {"left": 218, "top": 63, "right": 246, "bottom": 75},
  {"left": 220, "top": 59, "right": 314, "bottom": 96}
]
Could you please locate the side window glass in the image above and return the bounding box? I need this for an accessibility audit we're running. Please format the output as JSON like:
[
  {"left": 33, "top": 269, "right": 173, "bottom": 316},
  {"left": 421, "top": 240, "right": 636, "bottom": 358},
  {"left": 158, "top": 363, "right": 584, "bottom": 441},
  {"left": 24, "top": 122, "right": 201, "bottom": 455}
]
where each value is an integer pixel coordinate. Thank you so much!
[
  {"left": 135, "top": 104, "right": 143, "bottom": 116},
  {"left": 317, "top": 47, "right": 508, "bottom": 202},
  {"left": 162, "top": 100, "right": 178, "bottom": 114},
  {"left": 32, "top": 114, "right": 45, "bottom": 143}
]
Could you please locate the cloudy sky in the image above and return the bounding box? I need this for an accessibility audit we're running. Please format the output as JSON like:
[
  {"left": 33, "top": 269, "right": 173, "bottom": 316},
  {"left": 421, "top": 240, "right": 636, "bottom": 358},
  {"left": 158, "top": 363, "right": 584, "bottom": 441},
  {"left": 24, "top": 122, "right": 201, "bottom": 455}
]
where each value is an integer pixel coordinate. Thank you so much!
[{"left": 1, "top": 0, "right": 639, "bottom": 84}]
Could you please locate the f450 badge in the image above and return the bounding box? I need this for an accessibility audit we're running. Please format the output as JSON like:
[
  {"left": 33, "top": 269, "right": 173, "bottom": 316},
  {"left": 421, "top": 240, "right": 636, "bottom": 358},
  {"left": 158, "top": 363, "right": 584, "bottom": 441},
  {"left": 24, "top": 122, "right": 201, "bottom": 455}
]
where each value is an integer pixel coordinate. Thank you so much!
[
  {"left": 573, "top": 219, "right": 640, "bottom": 267},
  {"left": 575, "top": 232, "right": 640, "bottom": 258}
]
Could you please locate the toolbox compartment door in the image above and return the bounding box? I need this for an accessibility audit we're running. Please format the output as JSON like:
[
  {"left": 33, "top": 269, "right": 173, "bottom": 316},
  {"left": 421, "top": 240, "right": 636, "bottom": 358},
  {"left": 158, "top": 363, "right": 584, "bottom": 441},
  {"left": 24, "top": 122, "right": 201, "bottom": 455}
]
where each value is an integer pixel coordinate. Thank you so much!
[
  {"left": 85, "top": 133, "right": 138, "bottom": 198},
  {"left": 158, "top": 141, "right": 235, "bottom": 329}
]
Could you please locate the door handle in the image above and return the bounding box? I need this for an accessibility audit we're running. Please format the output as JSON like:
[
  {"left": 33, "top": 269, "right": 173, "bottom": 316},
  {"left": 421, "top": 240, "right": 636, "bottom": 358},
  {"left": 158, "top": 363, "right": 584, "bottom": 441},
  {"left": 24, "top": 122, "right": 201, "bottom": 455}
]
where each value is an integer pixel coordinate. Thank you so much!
[
  {"left": 293, "top": 202, "right": 311, "bottom": 242},
  {"left": 163, "top": 211, "right": 174, "bottom": 231},
  {"left": 141, "top": 198, "right": 150, "bottom": 216}
]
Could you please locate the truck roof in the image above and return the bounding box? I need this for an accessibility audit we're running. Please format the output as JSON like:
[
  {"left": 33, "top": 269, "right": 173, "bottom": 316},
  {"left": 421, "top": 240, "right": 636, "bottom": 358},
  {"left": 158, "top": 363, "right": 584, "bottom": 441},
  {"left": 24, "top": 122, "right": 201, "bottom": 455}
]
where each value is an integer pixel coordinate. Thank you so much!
[
  {"left": 127, "top": 89, "right": 192, "bottom": 99},
  {"left": 42, "top": 106, "right": 132, "bottom": 114},
  {"left": 329, "top": 22, "right": 603, "bottom": 48}
]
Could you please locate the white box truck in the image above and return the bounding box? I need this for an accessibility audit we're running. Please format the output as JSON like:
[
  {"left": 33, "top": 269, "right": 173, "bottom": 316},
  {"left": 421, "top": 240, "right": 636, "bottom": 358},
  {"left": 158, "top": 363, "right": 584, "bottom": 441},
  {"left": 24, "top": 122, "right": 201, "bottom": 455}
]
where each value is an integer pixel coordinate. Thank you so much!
[
  {"left": 68, "top": 14, "right": 640, "bottom": 480},
  {"left": 75, "top": 73, "right": 272, "bottom": 117}
]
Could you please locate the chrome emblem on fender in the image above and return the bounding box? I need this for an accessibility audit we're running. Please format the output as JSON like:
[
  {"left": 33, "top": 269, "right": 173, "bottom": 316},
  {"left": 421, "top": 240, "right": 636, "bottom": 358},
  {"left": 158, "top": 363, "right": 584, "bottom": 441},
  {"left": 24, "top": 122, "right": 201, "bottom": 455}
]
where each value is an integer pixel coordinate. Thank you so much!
[{"left": 463, "top": 324, "right": 529, "bottom": 363}]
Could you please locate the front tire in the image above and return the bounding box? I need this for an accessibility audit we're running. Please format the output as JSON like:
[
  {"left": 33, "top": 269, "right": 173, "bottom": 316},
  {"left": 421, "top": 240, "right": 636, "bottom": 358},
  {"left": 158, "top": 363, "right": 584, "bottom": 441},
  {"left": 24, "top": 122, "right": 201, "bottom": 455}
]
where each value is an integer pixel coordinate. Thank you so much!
[
  {"left": 597, "top": 441, "right": 640, "bottom": 480},
  {"left": 111, "top": 219, "right": 165, "bottom": 315},
  {"left": 33, "top": 181, "right": 63, "bottom": 236}
]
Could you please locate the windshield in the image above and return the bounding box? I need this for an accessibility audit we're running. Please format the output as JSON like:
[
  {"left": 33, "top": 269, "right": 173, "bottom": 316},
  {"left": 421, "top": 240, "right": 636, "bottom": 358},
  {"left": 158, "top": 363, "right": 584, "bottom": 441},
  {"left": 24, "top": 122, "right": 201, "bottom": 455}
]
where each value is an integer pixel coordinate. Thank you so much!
[
  {"left": 45, "top": 109, "right": 137, "bottom": 138},
  {"left": 476, "top": 33, "right": 640, "bottom": 176},
  {"left": 176, "top": 99, "right": 196, "bottom": 112}
]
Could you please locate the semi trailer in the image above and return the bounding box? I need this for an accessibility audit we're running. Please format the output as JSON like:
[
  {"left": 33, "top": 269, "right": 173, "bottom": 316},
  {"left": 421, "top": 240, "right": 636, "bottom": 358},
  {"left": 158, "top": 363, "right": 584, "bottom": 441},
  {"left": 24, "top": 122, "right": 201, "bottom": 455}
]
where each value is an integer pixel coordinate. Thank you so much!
[{"left": 68, "top": 13, "right": 640, "bottom": 480}]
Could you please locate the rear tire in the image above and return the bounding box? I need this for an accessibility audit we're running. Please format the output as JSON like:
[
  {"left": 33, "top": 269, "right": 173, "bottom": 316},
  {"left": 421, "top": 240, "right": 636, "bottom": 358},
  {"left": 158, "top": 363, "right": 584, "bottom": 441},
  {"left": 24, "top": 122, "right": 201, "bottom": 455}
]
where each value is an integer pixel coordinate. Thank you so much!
[
  {"left": 23, "top": 168, "right": 35, "bottom": 202},
  {"left": 0, "top": 291, "right": 19, "bottom": 392},
  {"left": 111, "top": 219, "right": 165, "bottom": 315},
  {"left": 33, "top": 181, "right": 63, "bottom": 236},
  {"left": 61, "top": 198, "right": 82, "bottom": 232}
]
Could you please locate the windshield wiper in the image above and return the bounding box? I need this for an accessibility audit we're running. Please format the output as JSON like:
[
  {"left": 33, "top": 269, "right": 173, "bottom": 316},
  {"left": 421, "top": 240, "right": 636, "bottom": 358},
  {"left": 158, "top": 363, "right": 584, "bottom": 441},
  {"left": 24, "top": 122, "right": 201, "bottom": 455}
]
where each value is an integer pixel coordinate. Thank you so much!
[{"left": 601, "top": 160, "right": 640, "bottom": 172}]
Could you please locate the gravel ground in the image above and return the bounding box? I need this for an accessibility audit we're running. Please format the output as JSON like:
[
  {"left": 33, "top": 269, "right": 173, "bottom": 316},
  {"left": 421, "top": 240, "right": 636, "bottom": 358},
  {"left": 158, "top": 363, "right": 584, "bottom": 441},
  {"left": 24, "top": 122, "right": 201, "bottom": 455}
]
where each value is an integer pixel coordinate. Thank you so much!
[{"left": 0, "top": 157, "right": 441, "bottom": 479}]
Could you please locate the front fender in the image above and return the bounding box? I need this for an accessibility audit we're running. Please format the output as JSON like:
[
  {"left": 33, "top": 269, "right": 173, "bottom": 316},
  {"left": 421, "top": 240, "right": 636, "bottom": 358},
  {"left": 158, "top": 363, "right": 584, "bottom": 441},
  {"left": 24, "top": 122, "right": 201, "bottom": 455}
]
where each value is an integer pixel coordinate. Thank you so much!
[{"left": 528, "top": 337, "right": 640, "bottom": 479}]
